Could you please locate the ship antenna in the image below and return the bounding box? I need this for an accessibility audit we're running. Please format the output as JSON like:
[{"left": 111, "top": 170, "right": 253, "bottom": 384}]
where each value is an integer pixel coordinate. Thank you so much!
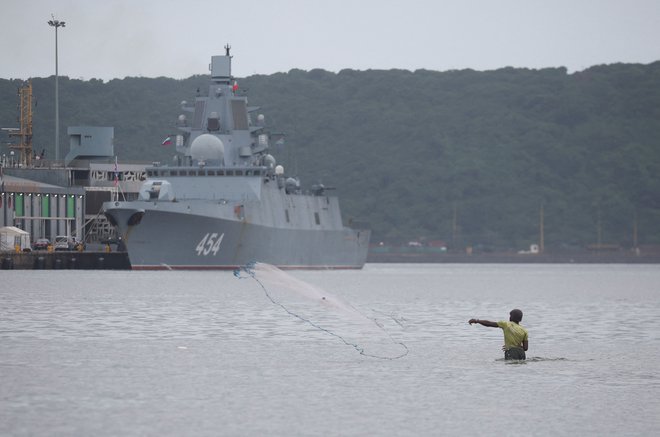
[{"left": 225, "top": 44, "right": 231, "bottom": 56}]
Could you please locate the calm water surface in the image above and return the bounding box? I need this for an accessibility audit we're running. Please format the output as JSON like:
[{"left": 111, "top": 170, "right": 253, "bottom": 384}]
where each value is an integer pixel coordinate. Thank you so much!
[{"left": 1, "top": 264, "right": 659, "bottom": 436}]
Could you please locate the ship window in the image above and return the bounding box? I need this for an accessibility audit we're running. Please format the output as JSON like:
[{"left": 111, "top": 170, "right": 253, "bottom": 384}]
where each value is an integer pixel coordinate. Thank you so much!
[
  {"left": 285, "top": 209, "right": 290, "bottom": 223},
  {"left": 217, "top": 170, "right": 225, "bottom": 176},
  {"left": 226, "top": 170, "right": 234, "bottom": 176},
  {"left": 254, "top": 170, "right": 261, "bottom": 176},
  {"left": 314, "top": 212, "right": 321, "bottom": 225},
  {"left": 147, "top": 170, "right": 154, "bottom": 177},
  {"left": 207, "top": 117, "right": 220, "bottom": 131},
  {"left": 245, "top": 170, "right": 252, "bottom": 176},
  {"left": 207, "top": 170, "right": 215, "bottom": 176},
  {"left": 170, "top": 170, "right": 178, "bottom": 176},
  {"left": 235, "top": 170, "right": 243, "bottom": 176},
  {"left": 188, "top": 170, "right": 197, "bottom": 176}
]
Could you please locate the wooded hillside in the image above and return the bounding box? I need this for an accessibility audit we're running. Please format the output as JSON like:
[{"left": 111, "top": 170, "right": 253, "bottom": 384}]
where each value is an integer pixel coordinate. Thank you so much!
[{"left": 2, "top": 61, "right": 660, "bottom": 250}]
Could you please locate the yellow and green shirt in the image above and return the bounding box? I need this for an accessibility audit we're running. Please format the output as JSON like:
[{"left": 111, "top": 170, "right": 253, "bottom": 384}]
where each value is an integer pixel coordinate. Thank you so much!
[{"left": 497, "top": 321, "right": 528, "bottom": 350}]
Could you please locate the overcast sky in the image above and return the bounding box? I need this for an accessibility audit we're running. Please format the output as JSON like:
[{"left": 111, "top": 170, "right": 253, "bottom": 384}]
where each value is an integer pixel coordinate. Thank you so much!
[{"left": 2, "top": 0, "right": 660, "bottom": 81}]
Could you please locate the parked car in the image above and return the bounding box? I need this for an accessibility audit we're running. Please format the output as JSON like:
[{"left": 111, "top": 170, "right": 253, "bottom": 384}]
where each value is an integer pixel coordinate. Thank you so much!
[
  {"left": 54, "top": 235, "right": 75, "bottom": 251},
  {"left": 33, "top": 238, "right": 51, "bottom": 250}
]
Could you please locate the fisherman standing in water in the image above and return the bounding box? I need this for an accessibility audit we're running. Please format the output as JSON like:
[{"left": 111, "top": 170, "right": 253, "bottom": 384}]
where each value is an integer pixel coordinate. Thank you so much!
[{"left": 469, "top": 309, "right": 529, "bottom": 360}]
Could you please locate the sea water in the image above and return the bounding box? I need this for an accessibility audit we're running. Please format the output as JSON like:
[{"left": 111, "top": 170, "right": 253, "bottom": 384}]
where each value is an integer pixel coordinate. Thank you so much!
[{"left": 1, "top": 264, "right": 659, "bottom": 436}]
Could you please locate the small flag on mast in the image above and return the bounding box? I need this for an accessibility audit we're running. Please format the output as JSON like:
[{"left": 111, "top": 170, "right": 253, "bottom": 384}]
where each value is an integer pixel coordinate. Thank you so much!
[
  {"left": 162, "top": 136, "right": 172, "bottom": 146},
  {"left": 114, "top": 156, "right": 119, "bottom": 186}
]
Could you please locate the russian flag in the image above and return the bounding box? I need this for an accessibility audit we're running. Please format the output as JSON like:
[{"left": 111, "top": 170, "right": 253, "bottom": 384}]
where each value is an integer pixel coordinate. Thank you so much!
[
  {"left": 114, "top": 156, "right": 119, "bottom": 186},
  {"left": 162, "top": 136, "right": 172, "bottom": 146}
]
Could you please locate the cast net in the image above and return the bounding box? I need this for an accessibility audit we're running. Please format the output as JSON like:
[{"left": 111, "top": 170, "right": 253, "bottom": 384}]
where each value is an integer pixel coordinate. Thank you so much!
[{"left": 234, "top": 262, "right": 408, "bottom": 359}]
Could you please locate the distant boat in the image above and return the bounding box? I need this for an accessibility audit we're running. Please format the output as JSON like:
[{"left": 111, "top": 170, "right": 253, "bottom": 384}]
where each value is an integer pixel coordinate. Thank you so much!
[{"left": 103, "top": 48, "right": 370, "bottom": 270}]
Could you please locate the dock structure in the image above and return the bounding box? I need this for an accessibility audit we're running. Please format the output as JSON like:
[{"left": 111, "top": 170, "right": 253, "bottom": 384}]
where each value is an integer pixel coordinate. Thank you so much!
[
  {"left": 1, "top": 126, "right": 148, "bottom": 249},
  {"left": 0, "top": 251, "right": 130, "bottom": 270},
  {"left": 0, "top": 75, "right": 146, "bottom": 254}
]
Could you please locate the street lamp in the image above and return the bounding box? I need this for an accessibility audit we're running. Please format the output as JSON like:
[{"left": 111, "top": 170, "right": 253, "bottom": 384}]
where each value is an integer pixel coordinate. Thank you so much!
[{"left": 48, "top": 15, "right": 65, "bottom": 162}]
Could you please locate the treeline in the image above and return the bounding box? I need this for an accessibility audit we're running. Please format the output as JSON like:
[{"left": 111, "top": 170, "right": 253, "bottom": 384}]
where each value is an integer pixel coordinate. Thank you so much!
[{"left": 1, "top": 61, "right": 660, "bottom": 250}]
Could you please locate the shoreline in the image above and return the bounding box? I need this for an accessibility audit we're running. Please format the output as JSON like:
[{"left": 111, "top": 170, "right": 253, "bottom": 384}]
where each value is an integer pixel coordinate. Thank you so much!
[
  {"left": 367, "top": 251, "right": 660, "bottom": 264},
  {"left": 2, "top": 250, "right": 659, "bottom": 270}
]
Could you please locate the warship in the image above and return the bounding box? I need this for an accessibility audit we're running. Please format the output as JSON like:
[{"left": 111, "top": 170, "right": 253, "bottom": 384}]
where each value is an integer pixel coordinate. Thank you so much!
[{"left": 102, "top": 47, "right": 370, "bottom": 270}]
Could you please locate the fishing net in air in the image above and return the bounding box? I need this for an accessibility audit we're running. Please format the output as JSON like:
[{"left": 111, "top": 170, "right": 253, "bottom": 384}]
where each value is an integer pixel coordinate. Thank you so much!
[{"left": 234, "top": 262, "right": 408, "bottom": 360}]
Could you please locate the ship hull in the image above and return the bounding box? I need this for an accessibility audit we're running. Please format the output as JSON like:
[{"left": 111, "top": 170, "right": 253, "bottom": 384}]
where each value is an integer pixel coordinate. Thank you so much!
[{"left": 104, "top": 204, "right": 370, "bottom": 270}]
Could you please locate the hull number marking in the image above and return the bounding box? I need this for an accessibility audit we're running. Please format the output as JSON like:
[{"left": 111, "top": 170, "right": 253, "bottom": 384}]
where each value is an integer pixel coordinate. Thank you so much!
[{"left": 196, "top": 232, "right": 224, "bottom": 256}]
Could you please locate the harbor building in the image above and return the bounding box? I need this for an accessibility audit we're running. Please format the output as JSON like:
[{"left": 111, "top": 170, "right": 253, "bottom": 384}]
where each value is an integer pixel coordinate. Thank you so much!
[{"left": 1, "top": 126, "right": 146, "bottom": 247}]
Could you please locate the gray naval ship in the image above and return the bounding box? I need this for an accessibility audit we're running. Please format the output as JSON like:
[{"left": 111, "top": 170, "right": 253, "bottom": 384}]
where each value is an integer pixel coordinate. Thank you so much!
[{"left": 103, "top": 47, "right": 370, "bottom": 270}]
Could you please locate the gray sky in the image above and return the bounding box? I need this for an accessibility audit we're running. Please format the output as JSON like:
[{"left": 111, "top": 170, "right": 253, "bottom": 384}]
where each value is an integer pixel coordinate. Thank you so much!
[{"left": 2, "top": 0, "right": 660, "bottom": 81}]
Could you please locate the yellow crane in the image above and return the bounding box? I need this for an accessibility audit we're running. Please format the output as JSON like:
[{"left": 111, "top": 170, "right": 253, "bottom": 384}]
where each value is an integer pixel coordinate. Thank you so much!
[{"left": 6, "top": 80, "right": 34, "bottom": 167}]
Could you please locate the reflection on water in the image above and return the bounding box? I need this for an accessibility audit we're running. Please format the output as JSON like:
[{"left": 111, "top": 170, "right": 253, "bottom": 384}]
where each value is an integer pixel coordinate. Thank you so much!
[{"left": 1, "top": 264, "right": 659, "bottom": 436}]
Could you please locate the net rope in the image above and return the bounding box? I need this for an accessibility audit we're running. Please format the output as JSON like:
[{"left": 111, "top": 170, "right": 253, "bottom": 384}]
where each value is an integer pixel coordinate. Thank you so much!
[{"left": 234, "top": 262, "right": 408, "bottom": 360}]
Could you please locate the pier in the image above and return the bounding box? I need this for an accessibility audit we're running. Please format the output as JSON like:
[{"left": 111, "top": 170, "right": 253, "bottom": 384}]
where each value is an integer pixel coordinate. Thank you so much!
[{"left": 0, "top": 251, "right": 130, "bottom": 270}]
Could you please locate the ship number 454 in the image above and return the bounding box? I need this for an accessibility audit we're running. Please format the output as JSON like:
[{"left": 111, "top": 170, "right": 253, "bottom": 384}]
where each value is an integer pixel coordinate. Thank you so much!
[{"left": 196, "top": 232, "right": 225, "bottom": 256}]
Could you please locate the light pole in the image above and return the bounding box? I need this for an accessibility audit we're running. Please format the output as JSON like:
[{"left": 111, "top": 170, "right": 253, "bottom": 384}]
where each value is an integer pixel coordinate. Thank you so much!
[{"left": 48, "top": 16, "right": 65, "bottom": 161}]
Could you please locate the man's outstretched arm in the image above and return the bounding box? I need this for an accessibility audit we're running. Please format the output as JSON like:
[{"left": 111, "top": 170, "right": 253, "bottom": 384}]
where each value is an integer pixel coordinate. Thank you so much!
[{"left": 468, "top": 319, "right": 499, "bottom": 328}]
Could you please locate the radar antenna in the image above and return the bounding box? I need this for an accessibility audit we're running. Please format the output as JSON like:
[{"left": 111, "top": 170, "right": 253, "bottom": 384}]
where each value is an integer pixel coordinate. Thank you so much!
[{"left": 224, "top": 44, "right": 231, "bottom": 56}]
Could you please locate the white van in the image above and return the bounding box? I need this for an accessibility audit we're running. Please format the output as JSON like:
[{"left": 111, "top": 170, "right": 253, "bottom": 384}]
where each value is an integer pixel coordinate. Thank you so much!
[{"left": 54, "top": 235, "right": 75, "bottom": 251}]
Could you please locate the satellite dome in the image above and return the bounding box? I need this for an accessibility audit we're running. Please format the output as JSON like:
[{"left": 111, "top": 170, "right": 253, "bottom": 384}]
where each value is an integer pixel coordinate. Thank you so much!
[
  {"left": 190, "top": 134, "right": 224, "bottom": 161},
  {"left": 275, "top": 165, "right": 284, "bottom": 176},
  {"left": 262, "top": 154, "right": 276, "bottom": 169}
]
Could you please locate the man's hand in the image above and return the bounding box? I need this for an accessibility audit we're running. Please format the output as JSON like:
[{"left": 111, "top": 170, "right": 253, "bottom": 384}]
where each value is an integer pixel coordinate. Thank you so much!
[{"left": 468, "top": 319, "right": 499, "bottom": 328}]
